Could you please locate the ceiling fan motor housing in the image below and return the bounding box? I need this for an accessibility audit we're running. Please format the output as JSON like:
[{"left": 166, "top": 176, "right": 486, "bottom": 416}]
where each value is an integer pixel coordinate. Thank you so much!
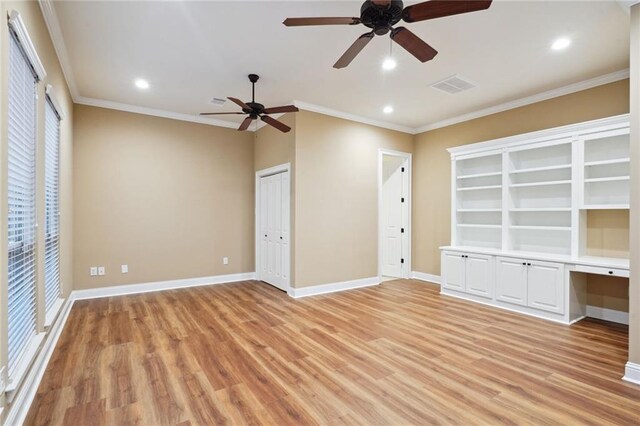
[{"left": 361, "top": 0, "right": 404, "bottom": 35}]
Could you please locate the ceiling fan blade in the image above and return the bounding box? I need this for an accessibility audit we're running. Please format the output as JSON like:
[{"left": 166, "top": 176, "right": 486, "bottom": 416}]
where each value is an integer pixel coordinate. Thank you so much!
[
  {"left": 261, "top": 115, "right": 292, "bottom": 133},
  {"left": 228, "top": 97, "right": 252, "bottom": 111},
  {"left": 263, "top": 105, "right": 299, "bottom": 114},
  {"left": 283, "top": 17, "right": 360, "bottom": 26},
  {"left": 238, "top": 116, "right": 254, "bottom": 131},
  {"left": 391, "top": 27, "right": 438, "bottom": 62},
  {"left": 334, "top": 32, "right": 375, "bottom": 69},
  {"left": 200, "top": 112, "right": 245, "bottom": 116},
  {"left": 402, "top": 0, "right": 492, "bottom": 23}
]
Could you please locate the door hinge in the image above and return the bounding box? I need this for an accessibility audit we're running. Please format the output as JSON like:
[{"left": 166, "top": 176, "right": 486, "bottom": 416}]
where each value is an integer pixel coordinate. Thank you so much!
[
  {"left": 401, "top": 167, "right": 405, "bottom": 172},
  {"left": 401, "top": 258, "right": 405, "bottom": 264},
  {"left": 401, "top": 228, "right": 405, "bottom": 233},
  {"left": 401, "top": 197, "right": 405, "bottom": 203}
]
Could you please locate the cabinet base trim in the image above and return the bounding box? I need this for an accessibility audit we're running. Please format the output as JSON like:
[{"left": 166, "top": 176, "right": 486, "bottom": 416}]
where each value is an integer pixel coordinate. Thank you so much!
[
  {"left": 412, "top": 271, "right": 441, "bottom": 285},
  {"left": 585, "top": 305, "right": 629, "bottom": 325},
  {"left": 441, "top": 288, "right": 572, "bottom": 324}
]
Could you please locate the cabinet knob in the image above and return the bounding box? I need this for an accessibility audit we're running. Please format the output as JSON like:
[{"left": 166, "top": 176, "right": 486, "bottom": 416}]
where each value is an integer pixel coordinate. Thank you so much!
[
  {"left": 527, "top": 263, "right": 531, "bottom": 266},
  {"left": 522, "top": 262, "right": 526, "bottom": 266},
  {"left": 609, "top": 271, "right": 613, "bottom": 275},
  {"left": 264, "top": 234, "right": 267, "bottom": 237},
  {"left": 280, "top": 236, "right": 283, "bottom": 240}
]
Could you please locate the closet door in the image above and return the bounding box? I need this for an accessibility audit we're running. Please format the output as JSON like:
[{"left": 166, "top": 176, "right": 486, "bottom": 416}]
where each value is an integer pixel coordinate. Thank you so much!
[{"left": 259, "top": 172, "right": 288, "bottom": 291}]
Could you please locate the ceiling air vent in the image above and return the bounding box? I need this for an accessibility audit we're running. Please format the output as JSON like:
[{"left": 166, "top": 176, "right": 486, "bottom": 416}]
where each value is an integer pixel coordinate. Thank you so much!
[
  {"left": 430, "top": 75, "right": 476, "bottom": 94},
  {"left": 210, "top": 97, "right": 226, "bottom": 106}
]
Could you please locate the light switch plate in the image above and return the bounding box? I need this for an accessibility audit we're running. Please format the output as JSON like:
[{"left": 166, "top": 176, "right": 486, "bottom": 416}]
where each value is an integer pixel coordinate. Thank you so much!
[
  {"left": 98, "top": 266, "right": 105, "bottom": 276},
  {"left": 223, "top": 257, "right": 229, "bottom": 265},
  {"left": 90, "top": 267, "right": 98, "bottom": 276}
]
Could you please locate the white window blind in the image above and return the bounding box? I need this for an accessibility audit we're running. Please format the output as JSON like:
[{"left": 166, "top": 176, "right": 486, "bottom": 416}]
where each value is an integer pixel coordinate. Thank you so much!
[
  {"left": 44, "top": 98, "right": 61, "bottom": 312},
  {"left": 7, "top": 30, "right": 38, "bottom": 376}
]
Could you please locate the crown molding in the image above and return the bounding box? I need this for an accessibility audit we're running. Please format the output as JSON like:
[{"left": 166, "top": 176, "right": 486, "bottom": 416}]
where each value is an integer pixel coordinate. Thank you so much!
[
  {"left": 38, "top": 0, "right": 78, "bottom": 99},
  {"left": 75, "top": 96, "right": 242, "bottom": 130},
  {"left": 414, "top": 69, "right": 630, "bottom": 134},
  {"left": 293, "top": 100, "right": 415, "bottom": 134}
]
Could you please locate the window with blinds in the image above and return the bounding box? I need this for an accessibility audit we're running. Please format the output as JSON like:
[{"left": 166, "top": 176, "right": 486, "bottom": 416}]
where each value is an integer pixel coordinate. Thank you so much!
[
  {"left": 44, "top": 98, "right": 61, "bottom": 312},
  {"left": 7, "top": 30, "right": 38, "bottom": 376}
]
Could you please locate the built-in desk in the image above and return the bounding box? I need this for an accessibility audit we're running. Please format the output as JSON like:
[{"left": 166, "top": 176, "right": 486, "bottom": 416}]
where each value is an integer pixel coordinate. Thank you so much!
[{"left": 440, "top": 246, "right": 629, "bottom": 324}]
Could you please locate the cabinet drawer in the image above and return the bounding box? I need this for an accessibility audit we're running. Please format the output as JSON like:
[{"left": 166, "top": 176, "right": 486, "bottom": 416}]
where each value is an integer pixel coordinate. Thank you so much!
[{"left": 574, "top": 265, "right": 629, "bottom": 278}]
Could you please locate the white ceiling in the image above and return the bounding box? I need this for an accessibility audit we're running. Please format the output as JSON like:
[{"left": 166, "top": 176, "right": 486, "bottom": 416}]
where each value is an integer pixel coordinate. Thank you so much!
[{"left": 49, "top": 1, "right": 630, "bottom": 131}]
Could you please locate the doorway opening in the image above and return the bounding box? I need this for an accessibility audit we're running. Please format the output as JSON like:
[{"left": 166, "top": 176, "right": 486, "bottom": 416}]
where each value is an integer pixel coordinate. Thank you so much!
[
  {"left": 255, "top": 163, "right": 291, "bottom": 292},
  {"left": 378, "top": 149, "right": 411, "bottom": 281}
]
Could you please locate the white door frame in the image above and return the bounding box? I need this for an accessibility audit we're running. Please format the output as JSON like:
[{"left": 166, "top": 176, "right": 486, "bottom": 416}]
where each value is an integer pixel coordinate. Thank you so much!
[
  {"left": 378, "top": 149, "right": 412, "bottom": 280},
  {"left": 255, "top": 163, "right": 291, "bottom": 292}
]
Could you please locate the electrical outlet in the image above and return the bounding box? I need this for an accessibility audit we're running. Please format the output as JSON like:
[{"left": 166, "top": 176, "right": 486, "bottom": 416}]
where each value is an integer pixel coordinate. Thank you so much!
[
  {"left": 98, "top": 266, "right": 105, "bottom": 276},
  {"left": 90, "top": 267, "right": 98, "bottom": 276},
  {"left": 121, "top": 264, "right": 128, "bottom": 274},
  {"left": 223, "top": 257, "right": 229, "bottom": 265}
]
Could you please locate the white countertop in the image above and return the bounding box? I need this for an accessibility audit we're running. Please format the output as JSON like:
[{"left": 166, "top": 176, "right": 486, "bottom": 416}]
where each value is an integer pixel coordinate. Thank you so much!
[{"left": 440, "top": 246, "right": 629, "bottom": 270}]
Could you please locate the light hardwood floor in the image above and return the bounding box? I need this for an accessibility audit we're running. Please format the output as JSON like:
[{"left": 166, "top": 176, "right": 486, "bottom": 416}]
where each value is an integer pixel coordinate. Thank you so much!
[{"left": 26, "top": 279, "right": 640, "bottom": 425}]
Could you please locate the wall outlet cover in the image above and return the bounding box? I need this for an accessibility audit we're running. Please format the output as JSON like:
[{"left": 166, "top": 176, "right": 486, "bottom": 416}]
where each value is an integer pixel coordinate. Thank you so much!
[
  {"left": 98, "top": 266, "right": 105, "bottom": 276},
  {"left": 121, "top": 264, "right": 129, "bottom": 274},
  {"left": 223, "top": 257, "right": 229, "bottom": 265}
]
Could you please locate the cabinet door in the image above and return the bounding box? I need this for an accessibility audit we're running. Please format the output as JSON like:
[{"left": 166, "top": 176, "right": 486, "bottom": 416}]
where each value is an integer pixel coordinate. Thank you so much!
[
  {"left": 465, "top": 254, "right": 493, "bottom": 299},
  {"left": 495, "top": 256, "right": 527, "bottom": 306},
  {"left": 527, "top": 260, "right": 564, "bottom": 314},
  {"left": 441, "top": 252, "right": 465, "bottom": 291}
]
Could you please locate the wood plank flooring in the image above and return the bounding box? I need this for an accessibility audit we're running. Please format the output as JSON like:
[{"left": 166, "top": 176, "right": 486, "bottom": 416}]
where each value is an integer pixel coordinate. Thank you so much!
[{"left": 25, "top": 279, "right": 640, "bottom": 425}]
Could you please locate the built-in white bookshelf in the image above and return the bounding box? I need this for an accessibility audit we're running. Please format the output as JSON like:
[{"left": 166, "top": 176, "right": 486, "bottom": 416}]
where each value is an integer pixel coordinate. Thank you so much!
[
  {"left": 449, "top": 114, "right": 630, "bottom": 258},
  {"left": 455, "top": 153, "right": 502, "bottom": 248},
  {"left": 582, "top": 131, "right": 630, "bottom": 209},
  {"left": 507, "top": 141, "right": 573, "bottom": 255}
]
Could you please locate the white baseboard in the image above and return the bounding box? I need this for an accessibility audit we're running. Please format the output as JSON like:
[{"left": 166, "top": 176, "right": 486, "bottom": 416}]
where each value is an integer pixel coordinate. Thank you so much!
[
  {"left": 288, "top": 276, "right": 379, "bottom": 298},
  {"left": 5, "top": 296, "right": 75, "bottom": 426},
  {"left": 585, "top": 305, "right": 629, "bottom": 325},
  {"left": 73, "top": 272, "right": 256, "bottom": 300},
  {"left": 412, "top": 271, "right": 441, "bottom": 285},
  {"left": 623, "top": 362, "right": 640, "bottom": 385}
]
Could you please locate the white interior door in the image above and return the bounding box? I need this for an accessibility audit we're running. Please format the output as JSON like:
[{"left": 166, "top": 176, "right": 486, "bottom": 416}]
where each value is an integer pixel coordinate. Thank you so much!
[
  {"left": 259, "top": 171, "right": 289, "bottom": 291},
  {"left": 382, "top": 158, "right": 406, "bottom": 277}
]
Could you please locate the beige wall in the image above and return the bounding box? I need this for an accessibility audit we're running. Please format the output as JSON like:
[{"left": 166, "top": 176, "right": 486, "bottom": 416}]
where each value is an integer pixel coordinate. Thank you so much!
[
  {"left": 413, "top": 79, "right": 630, "bottom": 277},
  {"left": 0, "top": 0, "right": 74, "bottom": 417},
  {"left": 629, "top": 3, "right": 639, "bottom": 366},
  {"left": 73, "top": 105, "right": 254, "bottom": 290},
  {"left": 254, "top": 113, "right": 295, "bottom": 171},
  {"left": 254, "top": 113, "right": 296, "bottom": 284},
  {"left": 294, "top": 110, "right": 413, "bottom": 287}
]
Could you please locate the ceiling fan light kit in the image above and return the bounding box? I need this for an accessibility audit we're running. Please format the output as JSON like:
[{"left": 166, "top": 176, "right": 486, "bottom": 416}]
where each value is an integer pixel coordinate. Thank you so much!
[
  {"left": 200, "top": 74, "right": 299, "bottom": 133},
  {"left": 283, "top": 0, "right": 492, "bottom": 69}
]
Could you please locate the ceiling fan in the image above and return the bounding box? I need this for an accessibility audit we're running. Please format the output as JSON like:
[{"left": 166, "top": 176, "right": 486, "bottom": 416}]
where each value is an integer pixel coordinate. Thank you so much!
[
  {"left": 283, "top": 0, "right": 492, "bottom": 69},
  {"left": 200, "top": 74, "right": 298, "bottom": 133}
]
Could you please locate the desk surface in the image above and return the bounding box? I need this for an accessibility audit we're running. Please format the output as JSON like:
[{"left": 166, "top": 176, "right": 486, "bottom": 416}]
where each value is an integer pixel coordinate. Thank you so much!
[{"left": 440, "top": 246, "right": 630, "bottom": 270}]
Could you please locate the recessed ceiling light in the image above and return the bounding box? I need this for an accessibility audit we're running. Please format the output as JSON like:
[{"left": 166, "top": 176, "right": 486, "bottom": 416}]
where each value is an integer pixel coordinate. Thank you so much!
[
  {"left": 551, "top": 37, "right": 571, "bottom": 51},
  {"left": 134, "top": 78, "right": 150, "bottom": 89},
  {"left": 382, "top": 57, "right": 397, "bottom": 70},
  {"left": 383, "top": 105, "right": 394, "bottom": 114}
]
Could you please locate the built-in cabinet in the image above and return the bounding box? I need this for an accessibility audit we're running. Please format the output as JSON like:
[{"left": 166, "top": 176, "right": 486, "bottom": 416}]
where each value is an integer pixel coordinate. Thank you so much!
[
  {"left": 442, "top": 115, "right": 630, "bottom": 324},
  {"left": 442, "top": 252, "right": 493, "bottom": 298}
]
